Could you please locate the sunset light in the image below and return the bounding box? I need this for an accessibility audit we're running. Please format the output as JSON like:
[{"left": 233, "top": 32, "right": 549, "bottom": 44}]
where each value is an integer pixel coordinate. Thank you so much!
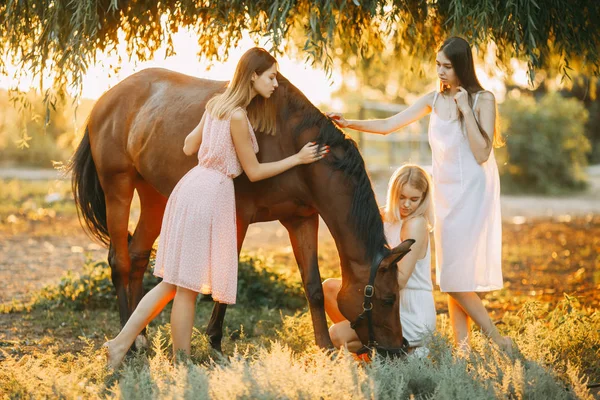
[
  {"left": 2, "top": 1, "right": 599, "bottom": 398},
  {"left": 0, "top": 29, "right": 341, "bottom": 106}
]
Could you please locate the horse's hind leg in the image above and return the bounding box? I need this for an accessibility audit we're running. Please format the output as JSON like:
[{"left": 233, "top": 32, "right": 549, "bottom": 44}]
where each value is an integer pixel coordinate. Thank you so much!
[
  {"left": 102, "top": 171, "right": 136, "bottom": 329},
  {"left": 128, "top": 179, "right": 168, "bottom": 348},
  {"left": 206, "top": 302, "right": 228, "bottom": 352},
  {"left": 206, "top": 219, "right": 250, "bottom": 352}
]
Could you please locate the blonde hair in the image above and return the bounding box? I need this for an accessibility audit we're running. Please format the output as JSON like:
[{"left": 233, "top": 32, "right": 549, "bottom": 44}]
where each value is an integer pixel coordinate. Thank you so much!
[
  {"left": 206, "top": 47, "right": 278, "bottom": 135},
  {"left": 383, "top": 164, "right": 433, "bottom": 228}
]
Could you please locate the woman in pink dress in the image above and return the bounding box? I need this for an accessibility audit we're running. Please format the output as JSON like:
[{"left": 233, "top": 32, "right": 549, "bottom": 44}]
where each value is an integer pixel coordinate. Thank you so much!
[
  {"left": 103, "top": 47, "right": 328, "bottom": 368},
  {"left": 328, "top": 37, "right": 512, "bottom": 353}
]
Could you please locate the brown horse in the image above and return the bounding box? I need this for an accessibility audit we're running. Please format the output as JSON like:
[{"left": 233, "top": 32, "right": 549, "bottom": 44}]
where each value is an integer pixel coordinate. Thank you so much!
[{"left": 70, "top": 68, "right": 412, "bottom": 353}]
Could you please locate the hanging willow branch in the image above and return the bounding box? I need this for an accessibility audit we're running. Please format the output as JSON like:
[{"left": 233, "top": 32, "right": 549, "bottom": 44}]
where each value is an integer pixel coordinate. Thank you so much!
[{"left": 0, "top": 0, "right": 599, "bottom": 99}]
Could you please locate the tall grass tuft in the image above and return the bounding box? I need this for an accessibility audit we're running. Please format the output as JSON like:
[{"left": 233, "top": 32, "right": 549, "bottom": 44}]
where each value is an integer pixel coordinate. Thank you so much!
[{"left": 1, "top": 256, "right": 597, "bottom": 398}]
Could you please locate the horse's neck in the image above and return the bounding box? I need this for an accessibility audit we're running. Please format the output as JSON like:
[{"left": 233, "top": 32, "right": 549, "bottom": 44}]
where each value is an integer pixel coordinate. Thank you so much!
[{"left": 317, "top": 200, "right": 380, "bottom": 281}]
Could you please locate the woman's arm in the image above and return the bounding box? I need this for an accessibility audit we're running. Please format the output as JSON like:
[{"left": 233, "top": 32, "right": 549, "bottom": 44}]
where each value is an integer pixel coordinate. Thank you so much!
[
  {"left": 183, "top": 113, "right": 207, "bottom": 155},
  {"left": 456, "top": 88, "right": 495, "bottom": 164},
  {"left": 230, "top": 110, "right": 327, "bottom": 182},
  {"left": 328, "top": 91, "right": 435, "bottom": 135},
  {"left": 395, "top": 217, "right": 428, "bottom": 289}
]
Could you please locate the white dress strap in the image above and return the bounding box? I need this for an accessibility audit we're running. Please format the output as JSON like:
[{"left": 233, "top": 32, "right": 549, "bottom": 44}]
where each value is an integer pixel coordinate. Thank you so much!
[
  {"left": 472, "top": 91, "right": 484, "bottom": 110},
  {"left": 432, "top": 91, "right": 440, "bottom": 111}
]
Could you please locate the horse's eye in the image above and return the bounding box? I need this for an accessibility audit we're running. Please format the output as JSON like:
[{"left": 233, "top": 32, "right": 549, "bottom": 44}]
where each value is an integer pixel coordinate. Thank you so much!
[{"left": 383, "top": 296, "right": 396, "bottom": 306}]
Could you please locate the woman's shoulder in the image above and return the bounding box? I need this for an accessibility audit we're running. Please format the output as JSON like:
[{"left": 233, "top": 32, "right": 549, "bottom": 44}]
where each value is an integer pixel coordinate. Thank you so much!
[
  {"left": 230, "top": 108, "right": 247, "bottom": 122},
  {"left": 476, "top": 90, "right": 496, "bottom": 103},
  {"left": 473, "top": 91, "right": 496, "bottom": 116},
  {"left": 425, "top": 90, "right": 438, "bottom": 105},
  {"left": 400, "top": 216, "right": 428, "bottom": 237}
]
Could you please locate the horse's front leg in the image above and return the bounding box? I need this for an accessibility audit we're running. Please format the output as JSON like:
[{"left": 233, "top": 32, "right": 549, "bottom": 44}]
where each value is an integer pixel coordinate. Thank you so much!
[
  {"left": 282, "top": 214, "right": 333, "bottom": 349},
  {"left": 206, "top": 218, "right": 250, "bottom": 352}
]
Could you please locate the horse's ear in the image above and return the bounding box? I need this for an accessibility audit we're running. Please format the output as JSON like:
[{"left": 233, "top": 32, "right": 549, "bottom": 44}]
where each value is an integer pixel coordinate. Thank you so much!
[{"left": 381, "top": 239, "right": 415, "bottom": 269}]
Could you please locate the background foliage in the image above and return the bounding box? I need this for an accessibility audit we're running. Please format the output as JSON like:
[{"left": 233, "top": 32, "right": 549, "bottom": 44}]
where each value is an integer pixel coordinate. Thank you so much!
[
  {"left": 498, "top": 92, "right": 591, "bottom": 194},
  {"left": 1, "top": 0, "right": 599, "bottom": 100},
  {"left": 0, "top": 90, "right": 94, "bottom": 164}
]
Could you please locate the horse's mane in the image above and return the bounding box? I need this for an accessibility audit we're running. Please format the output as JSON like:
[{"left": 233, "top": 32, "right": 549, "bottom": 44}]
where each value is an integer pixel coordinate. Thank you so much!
[{"left": 275, "top": 74, "right": 388, "bottom": 260}]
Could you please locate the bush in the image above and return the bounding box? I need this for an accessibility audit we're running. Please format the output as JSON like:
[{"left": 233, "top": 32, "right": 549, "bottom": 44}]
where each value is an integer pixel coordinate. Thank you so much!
[
  {"left": 499, "top": 93, "right": 591, "bottom": 194},
  {"left": 2, "top": 253, "right": 305, "bottom": 313},
  {"left": 26, "top": 259, "right": 116, "bottom": 311},
  {"left": 236, "top": 255, "right": 305, "bottom": 310}
]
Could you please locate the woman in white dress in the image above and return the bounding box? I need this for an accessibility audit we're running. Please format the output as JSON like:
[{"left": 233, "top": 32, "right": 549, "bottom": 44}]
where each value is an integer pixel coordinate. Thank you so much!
[
  {"left": 328, "top": 37, "right": 511, "bottom": 352},
  {"left": 323, "top": 165, "right": 436, "bottom": 355}
]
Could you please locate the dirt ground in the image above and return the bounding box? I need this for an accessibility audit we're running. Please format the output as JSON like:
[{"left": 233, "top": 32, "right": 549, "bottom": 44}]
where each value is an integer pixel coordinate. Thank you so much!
[{"left": 1, "top": 166, "right": 599, "bottom": 304}]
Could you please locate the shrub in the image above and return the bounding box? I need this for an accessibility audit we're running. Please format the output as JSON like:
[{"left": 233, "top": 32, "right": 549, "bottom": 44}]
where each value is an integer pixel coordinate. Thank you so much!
[
  {"left": 275, "top": 310, "right": 316, "bottom": 354},
  {"left": 236, "top": 255, "right": 305, "bottom": 310},
  {"left": 2, "top": 253, "right": 306, "bottom": 313},
  {"left": 499, "top": 93, "right": 590, "bottom": 194},
  {"left": 28, "top": 259, "right": 116, "bottom": 311}
]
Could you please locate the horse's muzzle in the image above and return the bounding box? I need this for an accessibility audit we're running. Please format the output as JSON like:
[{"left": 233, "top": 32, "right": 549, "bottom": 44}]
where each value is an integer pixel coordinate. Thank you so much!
[{"left": 355, "top": 337, "right": 410, "bottom": 359}]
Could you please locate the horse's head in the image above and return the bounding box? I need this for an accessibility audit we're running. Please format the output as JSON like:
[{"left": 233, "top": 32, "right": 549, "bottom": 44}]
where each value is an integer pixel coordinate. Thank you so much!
[
  {"left": 258, "top": 73, "right": 414, "bottom": 354},
  {"left": 337, "top": 240, "right": 414, "bottom": 355}
]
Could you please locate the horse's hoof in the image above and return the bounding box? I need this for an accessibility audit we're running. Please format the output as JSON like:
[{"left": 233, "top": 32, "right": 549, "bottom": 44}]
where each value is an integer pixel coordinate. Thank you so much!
[
  {"left": 209, "top": 342, "right": 223, "bottom": 353},
  {"left": 135, "top": 334, "right": 149, "bottom": 350}
]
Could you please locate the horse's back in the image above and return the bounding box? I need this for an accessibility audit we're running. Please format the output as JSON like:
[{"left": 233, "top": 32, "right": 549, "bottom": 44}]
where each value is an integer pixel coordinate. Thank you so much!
[
  {"left": 88, "top": 68, "right": 227, "bottom": 196},
  {"left": 90, "top": 68, "right": 226, "bottom": 124}
]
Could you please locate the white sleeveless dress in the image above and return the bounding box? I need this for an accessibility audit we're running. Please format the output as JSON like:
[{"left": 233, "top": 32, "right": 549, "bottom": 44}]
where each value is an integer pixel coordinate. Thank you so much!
[
  {"left": 385, "top": 220, "right": 436, "bottom": 347},
  {"left": 429, "top": 91, "right": 503, "bottom": 292}
]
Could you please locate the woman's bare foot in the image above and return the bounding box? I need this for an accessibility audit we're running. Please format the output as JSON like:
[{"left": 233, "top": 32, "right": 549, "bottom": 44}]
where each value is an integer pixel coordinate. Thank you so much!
[
  {"left": 498, "top": 336, "right": 514, "bottom": 355},
  {"left": 102, "top": 340, "right": 127, "bottom": 370},
  {"left": 455, "top": 339, "right": 471, "bottom": 358}
]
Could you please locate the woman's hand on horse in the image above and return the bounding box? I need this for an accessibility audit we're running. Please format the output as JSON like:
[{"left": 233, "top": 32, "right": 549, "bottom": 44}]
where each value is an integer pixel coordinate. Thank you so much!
[
  {"left": 296, "top": 142, "right": 330, "bottom": 165},
  {"left": 327, "top": 112, "right": 349, "bottom": 128}
]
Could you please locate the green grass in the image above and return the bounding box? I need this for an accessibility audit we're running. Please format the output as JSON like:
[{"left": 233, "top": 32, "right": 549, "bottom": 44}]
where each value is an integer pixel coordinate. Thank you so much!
[
  {"left": 1, "top": 255, "right": 598, "bottom": 399},
  {"left": 1, "top": 180, "right": 599, "bottom": 398},
  {"left": 1, "top": 303, "right": 597, "bottom": 399}
]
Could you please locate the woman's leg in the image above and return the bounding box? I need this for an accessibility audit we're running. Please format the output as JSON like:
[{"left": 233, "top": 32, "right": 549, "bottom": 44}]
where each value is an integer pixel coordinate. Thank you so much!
[
  {"left": 448, "top": 295, "right": 470, "bottom": 351},
  {"left": 322, "top": 278, "right": 345, "bottom": 323},
  {"left": 170, "top": 286, "right": 199, "bottom": 359},
  {"left": 104, "top": 281, "right": 177, "bottom": 368},
  {"left": 448, "top": 291, "right": 511, "bottom": 351},
  {"left": 323, "top": 279, "right": 364, "bottom": 352},
  {"left": 323, "top": 278, "right": 362, "bottom": 353},
  {"left": 329, "top": 321, "right": 362, "bottom": 353}
]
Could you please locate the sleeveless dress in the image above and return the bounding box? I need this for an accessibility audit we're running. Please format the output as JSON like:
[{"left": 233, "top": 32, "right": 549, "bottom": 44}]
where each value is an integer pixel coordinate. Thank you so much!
[
  {"left": 153, "top": 109, "right": 259, "bottom": 304},
  {"left": 384, "top": 220, "right": 436, "bottom": 347},
  {"left": 428, "top": 91, "right": 502, "bottom": 292}
]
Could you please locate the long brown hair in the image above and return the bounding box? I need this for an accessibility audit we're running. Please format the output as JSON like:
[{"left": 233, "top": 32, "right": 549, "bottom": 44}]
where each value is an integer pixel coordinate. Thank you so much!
[
  {"left": 206, "top": 47, "right": 278, "bottom": 135},
  {"left": 438, "top": 37, "right": 504, "bottom": 148}
]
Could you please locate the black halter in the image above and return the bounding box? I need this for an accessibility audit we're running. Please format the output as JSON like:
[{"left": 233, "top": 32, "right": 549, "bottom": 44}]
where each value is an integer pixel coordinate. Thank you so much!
[{"left": 350, "top": 248, "right": 411, "bottom": 358}]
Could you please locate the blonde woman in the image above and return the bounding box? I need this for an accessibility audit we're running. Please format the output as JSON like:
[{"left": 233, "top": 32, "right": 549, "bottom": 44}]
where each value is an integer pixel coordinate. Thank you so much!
[
  {"left": 103, "top": 48, "right": 328, "bottom": 369},
  {"left": 328, "top": 37, "right": 510, "bottom": 353},
  {"left": 323, "top": 165, "right": 436, "bottom": 355}
]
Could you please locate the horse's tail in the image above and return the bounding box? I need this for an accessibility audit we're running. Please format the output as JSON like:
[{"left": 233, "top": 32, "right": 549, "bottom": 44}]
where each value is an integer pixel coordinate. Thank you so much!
[{"left": 68, "top": 126, "right": 110, "bottom": 246}]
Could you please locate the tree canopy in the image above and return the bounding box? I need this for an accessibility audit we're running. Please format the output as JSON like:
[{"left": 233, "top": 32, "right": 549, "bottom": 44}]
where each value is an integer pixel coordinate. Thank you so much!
[{"left": 1, "top": 0, "right": 599, "bottom": 101}]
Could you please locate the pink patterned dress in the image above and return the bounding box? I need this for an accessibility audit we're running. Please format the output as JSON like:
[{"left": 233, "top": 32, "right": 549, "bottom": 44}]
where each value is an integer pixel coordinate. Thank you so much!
[{"left": 153, "top": 109, "right": 259, "bottom": 304}]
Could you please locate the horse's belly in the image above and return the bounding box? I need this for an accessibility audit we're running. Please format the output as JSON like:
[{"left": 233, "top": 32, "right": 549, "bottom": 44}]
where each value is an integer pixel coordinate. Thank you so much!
[{"left": 252, "top": 201, "right": 314, "bottom": 222}]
